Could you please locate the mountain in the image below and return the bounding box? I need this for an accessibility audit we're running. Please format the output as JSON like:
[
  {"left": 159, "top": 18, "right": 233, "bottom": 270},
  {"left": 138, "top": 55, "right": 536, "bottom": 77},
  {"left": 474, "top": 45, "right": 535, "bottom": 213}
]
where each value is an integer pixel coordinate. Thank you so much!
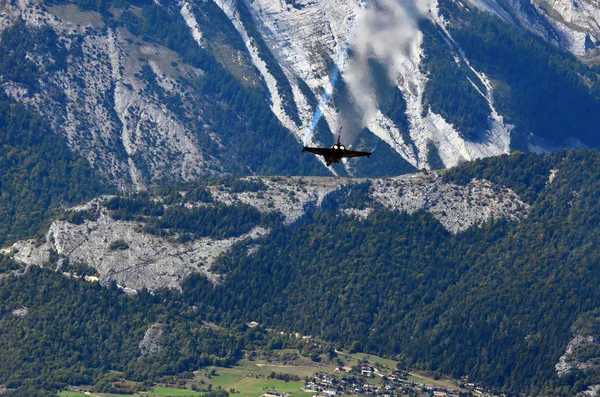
[
  {"left": 0, "top": 0, "right": 328, "bottom": 190},
  {"left": 2, "top": 150, "right": 600, "bottom": 395},
  {"left": 1, "top": 0, "right": 600, "bottom": 188},
  {"left": 3, "top": 0, "right": 600, "bottom": 394}
]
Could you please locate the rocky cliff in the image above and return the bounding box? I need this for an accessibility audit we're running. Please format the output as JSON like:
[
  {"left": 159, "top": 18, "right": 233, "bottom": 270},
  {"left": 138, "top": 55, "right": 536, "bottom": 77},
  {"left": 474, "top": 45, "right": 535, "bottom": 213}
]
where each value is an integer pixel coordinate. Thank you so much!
[{"left": 2, "top": 173, "right": 529, "bottom": 291}]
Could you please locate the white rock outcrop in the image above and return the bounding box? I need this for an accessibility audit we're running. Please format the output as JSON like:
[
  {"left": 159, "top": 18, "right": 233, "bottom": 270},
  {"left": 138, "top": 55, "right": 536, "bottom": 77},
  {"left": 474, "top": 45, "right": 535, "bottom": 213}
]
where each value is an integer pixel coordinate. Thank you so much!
[
  {"left": 5, "top": 207, "right": 269, "bottom": 292},
  {"left": 209, "top": 173, "right": 530, "bottom": 233},
  {"left": 580, "top": 385, "right": 600, "bottom": 397},
  {"left": 3, "top": 174, "right": 529, "bottom": 291},
  {"left": 532, "top": 0, "right": 600, "bottom": 57},
  {"left": 556, "top": 335, "right": 598, "bottom": 376},
  {"left": 139, "top": 323, "right": 164, "bottom": 357},
  {"left": 11, "top": 306, "right": 29, "bottom": 317},
  {"left": 370, "top": 173, "right": 528, "bottom": 233}
]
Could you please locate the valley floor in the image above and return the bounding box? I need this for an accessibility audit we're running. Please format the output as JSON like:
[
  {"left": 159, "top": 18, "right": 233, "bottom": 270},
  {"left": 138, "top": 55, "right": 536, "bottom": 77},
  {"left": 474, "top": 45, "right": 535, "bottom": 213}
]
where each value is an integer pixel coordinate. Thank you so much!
[{"left": 58, "top": 350, "right": 473, "bottom": 397}]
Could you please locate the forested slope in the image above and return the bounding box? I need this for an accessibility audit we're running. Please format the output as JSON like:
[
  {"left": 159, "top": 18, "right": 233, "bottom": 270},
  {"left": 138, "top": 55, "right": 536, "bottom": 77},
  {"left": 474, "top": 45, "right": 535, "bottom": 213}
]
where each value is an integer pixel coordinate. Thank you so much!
[
  {"left": 421, "top": 0, "right": 600, "bottom": 148},
  {"left": 182, "top": 150, "right": 600, "bottom": 395},
  {"left": 1, "top": 151, "right": 600, "bottom": 395},
  {"left": 0, "top": 92, "right": 110, "bottom": 246}
]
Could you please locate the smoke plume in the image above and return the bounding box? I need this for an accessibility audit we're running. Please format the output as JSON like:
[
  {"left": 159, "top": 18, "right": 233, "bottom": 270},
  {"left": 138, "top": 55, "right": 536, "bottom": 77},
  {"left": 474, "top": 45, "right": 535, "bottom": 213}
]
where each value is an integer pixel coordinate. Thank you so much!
[{"left": 303, "top": 0, "right": 432, "bottom": 147}]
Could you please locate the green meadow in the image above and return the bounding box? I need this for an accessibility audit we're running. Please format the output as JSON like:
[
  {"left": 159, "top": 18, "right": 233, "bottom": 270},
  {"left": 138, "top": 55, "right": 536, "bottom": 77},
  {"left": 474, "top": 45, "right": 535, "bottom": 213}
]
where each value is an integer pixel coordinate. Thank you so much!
[
  {"left": 148, "top": 386, "right": 204, "bottom": 396},
  {"left": 202, "top": 366, "right": 307, "bottom": 397}
]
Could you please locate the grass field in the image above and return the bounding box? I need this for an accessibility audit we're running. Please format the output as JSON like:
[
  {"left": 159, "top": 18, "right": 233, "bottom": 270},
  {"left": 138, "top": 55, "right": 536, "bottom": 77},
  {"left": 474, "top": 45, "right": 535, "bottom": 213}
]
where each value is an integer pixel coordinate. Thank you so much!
[
  {"left": 407, "top": 372, "right": 463, "bottom": 390},
  {"left": 200, "top": 365, "right": 309, "bottom": 397},
  {"left": 60, "top": 387, "right": 203, "bottom": 397},
  {"left": 350, "top": 353, "right": 397, "bottom": 370},
  {"left": 148, "top": 386, "right": 204, "bottom": 396},
  {"left": 58, "top": 391, "right": 136, "bottom": 397}
]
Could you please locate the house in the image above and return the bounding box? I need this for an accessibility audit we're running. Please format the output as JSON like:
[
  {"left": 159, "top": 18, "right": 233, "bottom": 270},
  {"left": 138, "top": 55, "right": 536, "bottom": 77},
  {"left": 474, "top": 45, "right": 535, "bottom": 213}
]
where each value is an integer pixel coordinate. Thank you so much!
[
  {"left": 361, "top": 364, "right": 375, "bottom": 377},
  {"left": 321, "top": 377, "right": 334, "bottom": 385},
  {"left": 303, "top": 383, "right": 320, "bottom": 392},
  {"left": 313, "top": 393, "right": 335, "bottom": 397}
]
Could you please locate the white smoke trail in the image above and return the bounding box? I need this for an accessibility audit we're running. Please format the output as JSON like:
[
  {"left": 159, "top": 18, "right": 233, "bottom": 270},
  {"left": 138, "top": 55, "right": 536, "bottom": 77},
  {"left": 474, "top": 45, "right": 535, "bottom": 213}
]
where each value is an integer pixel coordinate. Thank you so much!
[
  {"left": 346, "top": 0, "right": 431, "bottom": 121},
  {"left": 302, "top": 0, "right": 369, "bottom": 146},
  {"left": 302, "top": 0, "right": 433, "bottom": 148}
]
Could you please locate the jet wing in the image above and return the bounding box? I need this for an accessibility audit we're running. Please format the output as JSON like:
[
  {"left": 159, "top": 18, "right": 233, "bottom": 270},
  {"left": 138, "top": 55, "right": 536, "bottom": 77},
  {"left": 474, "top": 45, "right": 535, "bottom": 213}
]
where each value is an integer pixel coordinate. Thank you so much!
[
  {"left": 341, "top": 149, "right": 371, "bottom": 158},
  {"left": 303, "top": 147, "right": 335, "bottom": 156}
]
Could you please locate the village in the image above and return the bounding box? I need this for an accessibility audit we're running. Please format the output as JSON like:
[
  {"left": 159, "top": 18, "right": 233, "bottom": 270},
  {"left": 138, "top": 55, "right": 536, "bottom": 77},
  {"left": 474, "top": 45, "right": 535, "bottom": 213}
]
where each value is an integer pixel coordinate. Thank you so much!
[{"left": 283, "top": 361, "right": 501, "bottom": 397}]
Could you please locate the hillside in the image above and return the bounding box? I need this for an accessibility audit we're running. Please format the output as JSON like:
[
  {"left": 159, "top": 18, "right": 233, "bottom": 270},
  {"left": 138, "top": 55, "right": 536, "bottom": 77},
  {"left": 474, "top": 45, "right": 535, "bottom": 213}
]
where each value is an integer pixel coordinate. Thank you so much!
[
  {"left": 1, "top": 150, "right": 600, "bottom": 395},
  {"left": 176, "top": 150, "right": 600, "bottom": 395}
]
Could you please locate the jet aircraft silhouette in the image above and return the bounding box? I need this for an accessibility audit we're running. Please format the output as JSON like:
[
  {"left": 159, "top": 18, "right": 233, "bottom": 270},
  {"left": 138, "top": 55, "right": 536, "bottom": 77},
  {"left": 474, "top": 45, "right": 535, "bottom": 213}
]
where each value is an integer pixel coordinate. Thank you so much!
[{"left": 302, "top": 127, "right": 372, "bottom": 166}]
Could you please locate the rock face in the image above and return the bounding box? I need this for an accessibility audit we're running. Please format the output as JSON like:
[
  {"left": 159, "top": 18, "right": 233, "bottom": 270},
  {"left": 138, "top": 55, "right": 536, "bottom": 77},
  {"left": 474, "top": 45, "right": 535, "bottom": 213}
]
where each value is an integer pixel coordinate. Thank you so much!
[
  {"left": 6, "top": 207, "right": 269, "bottom": 291},
  {"left": 370, "top": 173, "right": 528, "bottom": 233},
  {"left": 3, "top": 174, "right": 529, "bottom": 291},
  {"left": 531, "top": 0, "right": 600, "bottom": 57},
  {"left": 11, "top": 306, "right": 28, "bottom": 317},
  {"left": 465, "top": 0, "right": 600, "bottom": 58},
  {"left": 0, "top": 0, "right": 597, "bottom": 183},
  {"left": 139, "top": 323, "right": 164, "bottom": 357},
  {"left": 556, "top": 335, "right": 599, "bottom": 375},
  {"left": 0, "top": 0, "right": 247, "bottom": 188},
  {"left": 555, "top": 308, "right": 600, "bottom": 391},
  {"left": 216, "top": 0, "right": 513, "bottom": 169},
  {"left": 580, "top": 385, "right": 600, "bottom": 397}
]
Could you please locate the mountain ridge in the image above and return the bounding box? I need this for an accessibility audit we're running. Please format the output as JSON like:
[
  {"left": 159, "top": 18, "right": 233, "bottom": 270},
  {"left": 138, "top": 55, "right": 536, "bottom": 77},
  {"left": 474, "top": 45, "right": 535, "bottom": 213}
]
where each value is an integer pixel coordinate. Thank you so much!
[
  {"left": 2, "top": 0, "right": 600, "bottom": 189},
  {"left": 2, "top": 171, "right": 529, "bottom": 291}
]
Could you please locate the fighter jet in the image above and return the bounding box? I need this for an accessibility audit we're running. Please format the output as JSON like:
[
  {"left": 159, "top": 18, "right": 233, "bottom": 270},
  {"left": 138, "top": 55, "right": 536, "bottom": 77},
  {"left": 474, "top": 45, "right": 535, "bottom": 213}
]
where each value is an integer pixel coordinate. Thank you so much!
[{"left": 302, "top": 127, "right": 372, "bottom": 166}]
